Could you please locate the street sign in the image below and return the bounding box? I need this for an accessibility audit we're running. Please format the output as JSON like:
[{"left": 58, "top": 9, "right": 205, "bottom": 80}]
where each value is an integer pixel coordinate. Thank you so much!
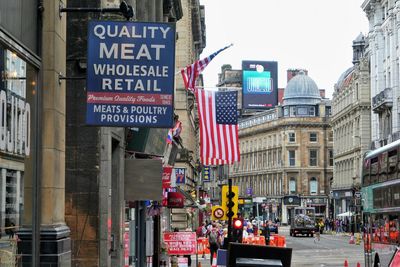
[
  {"left": 212, "top": 206, "right": 225, "bottom": 220},
  {"left": 354, "top": 192, "right": 361, "bottom": 199},
  {"left": 163, "top": 232, "right": 196, "bottom": 255}
]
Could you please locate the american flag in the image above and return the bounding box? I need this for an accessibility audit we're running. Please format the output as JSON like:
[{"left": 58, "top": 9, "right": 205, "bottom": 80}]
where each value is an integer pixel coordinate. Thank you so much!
[
  {"left": 181, "top": 44, "right": 232, "bottom": 92},
  {"left": 196, "top": 89, "right": 240, "bottom": 165}
]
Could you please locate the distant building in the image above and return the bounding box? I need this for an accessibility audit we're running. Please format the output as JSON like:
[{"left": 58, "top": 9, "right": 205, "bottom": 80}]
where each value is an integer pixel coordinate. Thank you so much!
[
  {"left": 331, "top": 33, "right": 371, "bottom": 216},
  {"left": 229, "top": 71, "right": 333, "bottom": 224},
  {"left": 362, "top": 1, "right": 400, "bottom": 147}
]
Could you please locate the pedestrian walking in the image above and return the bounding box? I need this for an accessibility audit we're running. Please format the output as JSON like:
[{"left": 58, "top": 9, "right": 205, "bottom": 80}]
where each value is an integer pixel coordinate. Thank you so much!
[
  {"left": 314, "top": 223, "right": 321, "bottom": 243},
  {"left": 207, "top": 225, "right": 221, "bottom": 265},
  {"left": 262, "top": 221, "right": 271, "bottom": 245}
]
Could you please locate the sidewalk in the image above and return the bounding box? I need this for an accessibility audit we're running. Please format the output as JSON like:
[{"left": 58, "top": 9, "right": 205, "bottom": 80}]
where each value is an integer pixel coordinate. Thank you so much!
[{"left": 191, "top": 255, "right": 212, "bottom": 267}]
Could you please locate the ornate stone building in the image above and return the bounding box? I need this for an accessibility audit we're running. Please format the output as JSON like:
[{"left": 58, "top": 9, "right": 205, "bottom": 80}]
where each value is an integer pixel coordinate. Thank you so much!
[
  {"left": 362, "top": 0, "right": 400, "bottom": 146},
  {"left": 174, "top": 0, "right": 206, "bottom": 190},
  {"left": 229, "top": 71, "right": 333, "bottom": 224},
  {"left": 331, "top": 33, "right": 371, "bottom": 216}
]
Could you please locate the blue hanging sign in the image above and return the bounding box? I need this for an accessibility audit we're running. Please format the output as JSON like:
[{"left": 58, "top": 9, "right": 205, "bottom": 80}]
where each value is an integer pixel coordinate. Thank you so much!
[{"left": 86, "top": 21, "right": 175, "bottom": 127}]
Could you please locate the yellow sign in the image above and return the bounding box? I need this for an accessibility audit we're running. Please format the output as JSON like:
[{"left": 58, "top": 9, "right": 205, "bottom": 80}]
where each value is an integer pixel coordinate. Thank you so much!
[
  {"left": 211, "top": 205, "right": 226, "bottom": 221},
  {"left": 221, "top": 185, "right": 239, "bottom": 219}
]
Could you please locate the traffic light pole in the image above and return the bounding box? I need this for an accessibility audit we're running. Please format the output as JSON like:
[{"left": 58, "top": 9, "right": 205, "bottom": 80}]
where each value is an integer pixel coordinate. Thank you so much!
[{"left": 227, "top": 178, "right": 233, "bottom": 242}]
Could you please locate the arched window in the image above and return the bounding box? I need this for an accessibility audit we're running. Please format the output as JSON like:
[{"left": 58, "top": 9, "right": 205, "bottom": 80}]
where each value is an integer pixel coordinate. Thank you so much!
[
  {"left": 310, "top": 177, "right": 318, "bottom": 194},
  {"left": 289, "top": 177, "right": 296, "bottom": 194}
]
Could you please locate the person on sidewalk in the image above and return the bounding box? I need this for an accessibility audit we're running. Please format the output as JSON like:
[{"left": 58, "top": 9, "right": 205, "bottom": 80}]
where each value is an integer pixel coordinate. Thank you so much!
[
  {"left": 207, "top": 225, "right": 221, "bottom": 265},
  {"left": 8, "top": 221, "right": 15, "bottom": 239},
  {"left": 262, "top": 221, "right": 271, "bottom": 245},
  {"left": 314, "top": 223, "right": 321, "bottom": 243}
]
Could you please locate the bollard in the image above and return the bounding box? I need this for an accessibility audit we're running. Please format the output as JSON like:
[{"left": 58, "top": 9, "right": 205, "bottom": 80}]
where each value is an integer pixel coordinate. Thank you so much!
[
  {"left": 349, "top": 234, "right": 355, "bottom": 244},
  {"left": 356, "top": 262, "right": 361, "bottom": 267},
  {"left": 211, "top": 252, "right": 218, "bottom": 267},
  {"left": 343, "top": 259, "right": 348, "bottom": 267}
]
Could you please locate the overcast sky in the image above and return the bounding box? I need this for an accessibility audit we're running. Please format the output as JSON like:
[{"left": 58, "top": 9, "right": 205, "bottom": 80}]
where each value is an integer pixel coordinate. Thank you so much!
[{"left": 198, "top": 0, "right": 369, "bottom": 98}]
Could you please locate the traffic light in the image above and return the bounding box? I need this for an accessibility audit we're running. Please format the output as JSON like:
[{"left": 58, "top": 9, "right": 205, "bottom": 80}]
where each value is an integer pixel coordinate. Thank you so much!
[
  {"left": 232, "top": 218, "right": 243, "bottom": 243},
  {"left": 221, "top": 185, "right": 239, "bottom": 219}
]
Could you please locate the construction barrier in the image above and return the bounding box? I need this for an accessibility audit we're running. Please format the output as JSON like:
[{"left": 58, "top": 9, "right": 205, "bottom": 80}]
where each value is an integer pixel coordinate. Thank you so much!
[
  {"left": 197, "top": 238, "right": 210, "bottom": 255},
  {"left": 242, "top": 235, "right": 286, "bottom": 247}
]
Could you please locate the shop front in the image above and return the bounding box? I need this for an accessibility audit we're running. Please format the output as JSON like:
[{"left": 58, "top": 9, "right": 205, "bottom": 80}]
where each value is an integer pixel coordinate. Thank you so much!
[
  {"left": 331, "top": 189, "right": 353, "bottom": 217},
  {"left": 304, "top": 197, "right": 329, "bottom": 219},
  {"left": 282, "top": 195, "right": 301, "bottom": 225}
]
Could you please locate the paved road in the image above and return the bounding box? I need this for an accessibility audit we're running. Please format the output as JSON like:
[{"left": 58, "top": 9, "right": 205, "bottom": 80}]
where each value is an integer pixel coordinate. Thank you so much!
[
  {"left": 284, "top": 227, "right": 365, "bottom": 267},
  {"left": 190, "top": 226, "right": 365, "bottom": 267}
]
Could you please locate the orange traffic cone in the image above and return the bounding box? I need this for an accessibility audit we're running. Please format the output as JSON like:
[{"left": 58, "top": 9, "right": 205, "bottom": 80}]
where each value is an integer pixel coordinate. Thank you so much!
[
  {"left": 349, "top": 234, "right": 355, "bottom": 244},
  {"left": 211, "top": 252, "right": 218, "bottom": 267},
  {"left": 343, "top": 259, "right": 348, "bottom": 267}
]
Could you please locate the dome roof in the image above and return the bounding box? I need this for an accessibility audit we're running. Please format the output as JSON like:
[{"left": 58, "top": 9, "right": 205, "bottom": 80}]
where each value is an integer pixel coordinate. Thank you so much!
[
  {"left": 335, "top": 66, "right": 354, "bottom": 91},
  {"left": 283, "top": 71, "right": 321, "bottom": 106}
]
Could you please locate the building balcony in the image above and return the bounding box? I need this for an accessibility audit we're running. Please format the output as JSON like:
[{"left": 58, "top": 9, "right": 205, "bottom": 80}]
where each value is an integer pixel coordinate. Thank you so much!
[
  {"left": 370, "top": 131, "right": 400, "bottom": 149},
  {"left": 372, "top": 87, "right": 393, "bottom": 113}
]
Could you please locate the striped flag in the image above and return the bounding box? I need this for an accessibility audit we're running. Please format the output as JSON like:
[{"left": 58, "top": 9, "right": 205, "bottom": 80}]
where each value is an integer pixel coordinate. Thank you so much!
[
  {"left": 181, "top": 44, "right": 232, "bottom": 92},
  {"left": 196, "top": 89, "right": 240, "bottom": 165}
]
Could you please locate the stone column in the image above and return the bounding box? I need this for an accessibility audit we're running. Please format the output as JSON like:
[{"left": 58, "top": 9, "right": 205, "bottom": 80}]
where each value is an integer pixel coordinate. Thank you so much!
[
  {"left": 40, "top": 0, "right": 71, "bottom": 264},
  {"left": 19, "top": 0, "right": 71, "bottom": 265}
]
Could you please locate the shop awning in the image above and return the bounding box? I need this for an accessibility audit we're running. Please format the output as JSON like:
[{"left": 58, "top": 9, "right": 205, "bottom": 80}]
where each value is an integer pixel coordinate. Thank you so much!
[
  {"left": 336, "top": 211, "right": 354, "bottom": 217},
  {"left": 175, "top": 187, "right": 200, "bottom": 208}
]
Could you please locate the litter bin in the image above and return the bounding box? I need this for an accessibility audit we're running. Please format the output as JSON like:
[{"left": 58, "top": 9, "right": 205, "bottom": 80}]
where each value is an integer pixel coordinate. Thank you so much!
[{"left": 236, "top": 257, "right": 283, "bottom": 267}]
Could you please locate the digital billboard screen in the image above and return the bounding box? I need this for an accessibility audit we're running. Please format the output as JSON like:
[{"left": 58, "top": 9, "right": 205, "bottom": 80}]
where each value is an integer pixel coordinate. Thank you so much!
[{"left": 242, "top": 61, "right": 278, "bottom": 109}]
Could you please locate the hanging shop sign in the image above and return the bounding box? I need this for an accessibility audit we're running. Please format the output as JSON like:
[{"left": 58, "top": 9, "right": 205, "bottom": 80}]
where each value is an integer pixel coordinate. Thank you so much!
[
  {"left": 162, "top": 166, "right": 173, "bottom": 189},
  {"left": 167, "top": 192, "right": 184, "bottom": 208},
  {"left": 175, "top": 168, "right": 186, "bottom": 184},
  {"left": 86, "top": 20, "right": 176, "bottom": 127},
  {"left": 202, "top": 166, "right": 210, "bottom": 182}
]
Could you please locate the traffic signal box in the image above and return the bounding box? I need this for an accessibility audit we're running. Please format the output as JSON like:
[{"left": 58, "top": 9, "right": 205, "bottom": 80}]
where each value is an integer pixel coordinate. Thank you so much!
[
  {"left": 221, "top": 185, "right": 239, "bottom": 219},
  {"left": 232, "top": 218, "right": 243, "bottom": 243}
]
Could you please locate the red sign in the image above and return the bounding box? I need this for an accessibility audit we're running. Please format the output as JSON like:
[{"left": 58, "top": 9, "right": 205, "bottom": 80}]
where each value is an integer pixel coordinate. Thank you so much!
[
  {"left": 162, "top": 166, "right": 173, "bottom": 189},
  {"left": 167, "top": 192, "right": 184, "bottom": 208},
  {"left": 124, "top": 231, "right": 129, "bottom": 267},
  {"left": 163, "top": 232, "right": 197, "bottom": 255},
  {"left": 390, "top": 249, "right": 400, "bottom": 267}
]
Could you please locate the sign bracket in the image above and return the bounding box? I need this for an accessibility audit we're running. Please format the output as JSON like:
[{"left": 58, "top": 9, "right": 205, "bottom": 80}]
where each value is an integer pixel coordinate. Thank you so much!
[{"left": 59, "top": 1, "right": 134, "bottom": 21}]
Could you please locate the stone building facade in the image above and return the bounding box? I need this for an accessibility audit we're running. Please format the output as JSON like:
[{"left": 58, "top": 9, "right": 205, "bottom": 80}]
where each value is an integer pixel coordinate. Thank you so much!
[
  {"left": 174, "top": 0, "right": 205, "bottom": 191},
  {"left": 362, "top": 0, "right": 400, "bottom": 146},
  {"left": 229, "top": 71, "right": 333, "bottom": 224},
  {"left": 331, "top": 34, "right": 371, "bottom": 216},
  {"left": 66, "top": 0, "right": 184, "bottom": 266}
]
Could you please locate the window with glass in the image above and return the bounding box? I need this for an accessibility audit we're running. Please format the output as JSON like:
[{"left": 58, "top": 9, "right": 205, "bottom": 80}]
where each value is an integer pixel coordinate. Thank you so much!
[
  {"left": 309, "top": 149, "right": 318, "bottom": 166},
  {"left": 329, "top": 131, "right": 333, "bottom": 142},
  {"left": 370, "top": 157, "right": 379, "bottom": 185},
  {"left": 289, "top": 150, "right": 295, "bottom": 166},
  {"left": 329, "top": 150, "right": 334, "bottom": 166},
  {"left": 288, "top": 132, "right": 295, "bottom": 142},
  {"left": 309, "top": 132, "right": 317, "bottom": 142},
  {"left": 388, "top": 149, "right": 397, "bottom": 181},
  {"left": 289, "top": 177, "right": 296, "bottom": 193},
  {"left": 310, "top": 177, "right": 318, "bottom": 194},
  {"left": 0, "top": 47, "right": 37, "bottom": 241},
  {"left": 290, "top": 106, "right": 296, "bottom": 116},
  {"left": 297, "top": 107, "right": 308, "bottom": 116},
  {"left": 309, "top": 106, "right": 316, "bottom": 116},
  {"left": 362, "top": 159, "right": 370, "bottom": 186},
  {"left": 379, "top": 152, "right": 387, "bottom": 183}
]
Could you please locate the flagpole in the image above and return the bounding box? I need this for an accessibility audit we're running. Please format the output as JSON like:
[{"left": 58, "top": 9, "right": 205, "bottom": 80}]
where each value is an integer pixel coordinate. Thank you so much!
[{"left": 175, "top": 43, "right": 234, "bottom": 75}]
